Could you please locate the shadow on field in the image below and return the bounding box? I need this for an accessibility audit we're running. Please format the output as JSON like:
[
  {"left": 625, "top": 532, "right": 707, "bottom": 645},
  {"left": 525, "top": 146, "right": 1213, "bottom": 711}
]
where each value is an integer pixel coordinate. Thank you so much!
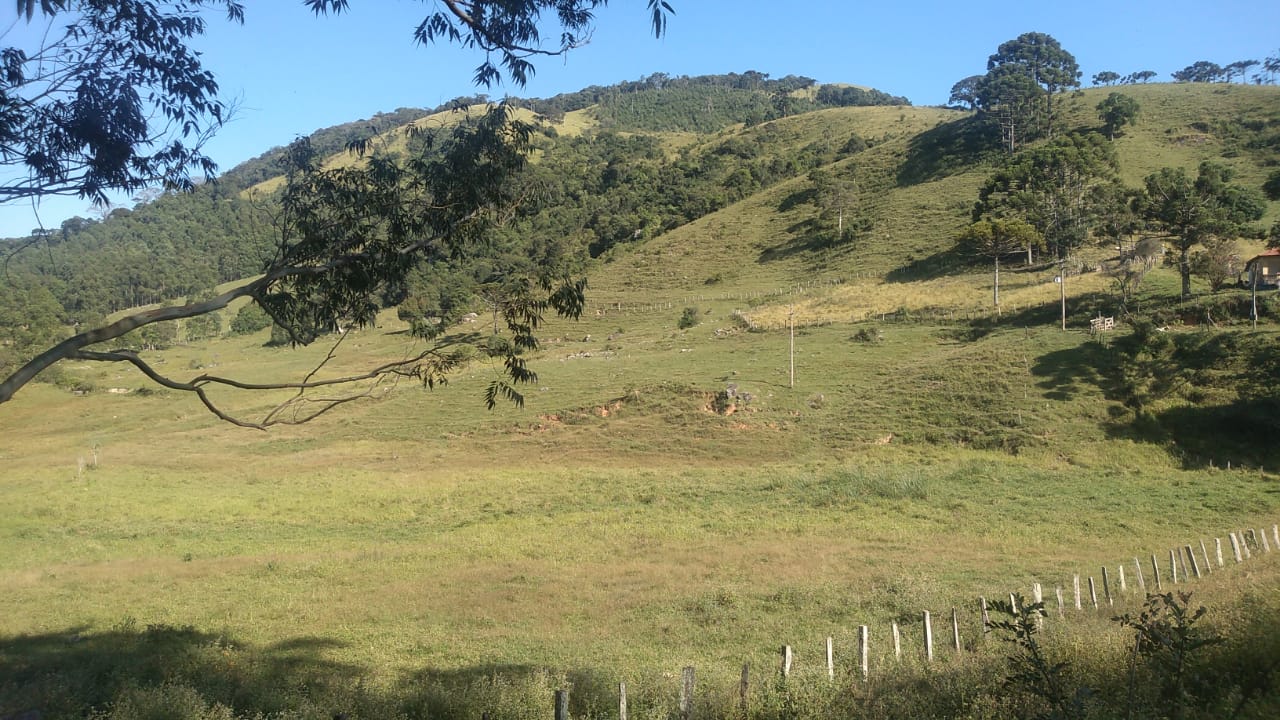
[
  {"left": 896, "top": 115, "right": 1001, "bottom": 187},
  {"left": 1107, "top": 401, "right": 1280, "bottom": 471},
  {"left": 0, "top": 624, "right": 359, "bottom": 719},
  {"left": 1030, "top": 338, "right": 1117, "bottom": 402},
  {"left": 882, "top": 247, "right": 970, "bottom": 282},
  {"left": 0, "top": 625, "right": 629, "bottom": 720},
  {"left": 755, "top": 219, "right": 856, "bottom": 265}
]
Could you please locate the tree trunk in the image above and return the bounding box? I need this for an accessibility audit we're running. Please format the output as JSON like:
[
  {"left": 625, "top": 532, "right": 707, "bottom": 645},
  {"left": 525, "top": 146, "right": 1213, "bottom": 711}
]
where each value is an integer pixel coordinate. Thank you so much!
[
  {"left": 993, "top": 256, "right": 1001, "bottom": 312},
  {"left": 1179, "top": 245, "right": 1192, "bottom": 300}
]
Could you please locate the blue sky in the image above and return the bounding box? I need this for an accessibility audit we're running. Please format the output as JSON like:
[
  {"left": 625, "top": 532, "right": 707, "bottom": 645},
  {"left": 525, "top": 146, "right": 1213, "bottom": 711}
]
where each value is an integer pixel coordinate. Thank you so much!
[{"left": 2, "top": 0, "right": 1278, "bottom": 238}]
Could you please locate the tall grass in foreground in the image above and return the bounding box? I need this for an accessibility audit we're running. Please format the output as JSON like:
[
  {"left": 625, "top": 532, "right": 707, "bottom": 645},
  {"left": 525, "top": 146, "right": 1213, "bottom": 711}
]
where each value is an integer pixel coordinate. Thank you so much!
[{"left": 3, "top": 554, "right": 1277, "bottom": 720}]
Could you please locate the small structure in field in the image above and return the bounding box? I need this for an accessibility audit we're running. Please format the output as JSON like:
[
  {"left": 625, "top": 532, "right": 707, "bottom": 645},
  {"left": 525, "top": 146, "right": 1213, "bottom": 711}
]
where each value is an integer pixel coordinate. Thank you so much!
[{"left": 1243, "top": 249, "right": 1280, "bottom": 289}]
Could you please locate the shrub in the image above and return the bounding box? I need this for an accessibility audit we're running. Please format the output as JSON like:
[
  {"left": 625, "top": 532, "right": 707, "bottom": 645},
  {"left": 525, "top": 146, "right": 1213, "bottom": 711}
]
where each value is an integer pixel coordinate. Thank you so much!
[
  {"left": 678, "top": 306, "right": 699, "bottom": 329},
  {"left": 229, "top": 303, "right": 271, "bottom": 335}
]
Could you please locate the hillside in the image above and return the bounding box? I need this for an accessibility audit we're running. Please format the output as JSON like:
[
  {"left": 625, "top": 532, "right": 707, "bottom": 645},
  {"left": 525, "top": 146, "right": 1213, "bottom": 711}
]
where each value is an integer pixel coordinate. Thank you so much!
[{"left": 2, "top": 79, "right": 1280, "bottom": 719}]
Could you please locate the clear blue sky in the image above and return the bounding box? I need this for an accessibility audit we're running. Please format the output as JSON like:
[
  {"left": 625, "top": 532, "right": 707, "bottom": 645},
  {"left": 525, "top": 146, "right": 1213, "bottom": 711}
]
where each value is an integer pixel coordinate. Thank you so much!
[{"left": 2, "top": 0, "right": 1278, "bottom": 238}]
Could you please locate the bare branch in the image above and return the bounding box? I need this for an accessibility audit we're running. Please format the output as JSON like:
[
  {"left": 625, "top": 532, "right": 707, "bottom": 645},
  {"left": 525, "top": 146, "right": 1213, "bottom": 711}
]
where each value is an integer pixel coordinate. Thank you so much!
[{"left": 69, "top": 342, "right": 457, "bottom": 429}]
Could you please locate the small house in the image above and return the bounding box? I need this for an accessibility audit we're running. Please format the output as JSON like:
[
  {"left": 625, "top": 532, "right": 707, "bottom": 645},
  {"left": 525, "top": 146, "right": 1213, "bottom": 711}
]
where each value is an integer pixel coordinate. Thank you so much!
[{"left": 1243, "top": 249, "right": 1280, "bottom": 289}]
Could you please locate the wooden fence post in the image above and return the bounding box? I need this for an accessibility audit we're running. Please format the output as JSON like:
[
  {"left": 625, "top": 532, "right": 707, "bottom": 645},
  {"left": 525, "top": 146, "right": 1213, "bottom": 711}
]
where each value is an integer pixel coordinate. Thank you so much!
[
  {"left": 1151, "top": 554, "right": 1162, "bottom": 590},
  {"left": 619, "top": 683, "right": 627, "bottom": 720},
  {"left": 1134, "top": 558, "right": 1146, "bottom": 593},
  {"left": 1215, "top": 538, "right": 1224, "bottom": 568},
  {"left": 1102, "top": 568, "right": 1112, "bottom": 606},
  {"left": 892, "top": 622, "right": 901, "bottom": 660},
  {"left": 1199, "top": 541, "right": 1212, "bottom": 575},
  {"left": 1260, "top": 529, "right": 1272, "bottom": 553},
  {"left": 1055, "top": 586, "right": 1064, "bottom": 618},
  {"left": 1230, "top": 533, "right": 1243, "bottom": 563},
  {"left": 1088, "top": 577, "right": 1098, "bottom": 610},
  {"left": 1118, "top": 565, "right": 1127, "bottom": 594},
  {"left": 1170, "top": 549, "right": 1179, "bottom": 584},
  {"left": 923, "top": 611, "right": 934, "bottom": 662},
  {"left": 859, "top": 625, "right": 869, "bottom": 681},
  {"left": 980, "top": 596, "right": 990, "bottom": 634},
  {"left": 780, "top": 646, "right": 792, "bottom": 679},
  {"left": 555, "top": 689, "right": 569, "bottom": 720},
  {"left": 1073, "top": 574, "right": 1082, "bottom": 610},
  {"left": 681, "top": 667, "right": 695, "bottom": 720},
  {"left": 1242, "top": 530, "right": 1253, "bottom": 559},
  {"left": 1185, "top": 545, "right": 1201, "bottom": 579},
  {"left": 951, "top": 607, "right": 962, "bottom": 651},
  {"left": 1272, "top": 524, "right": 1279, "bottom": 550},
  {"left": 826, "top": 637, "right": 834, "bottom": 681}
]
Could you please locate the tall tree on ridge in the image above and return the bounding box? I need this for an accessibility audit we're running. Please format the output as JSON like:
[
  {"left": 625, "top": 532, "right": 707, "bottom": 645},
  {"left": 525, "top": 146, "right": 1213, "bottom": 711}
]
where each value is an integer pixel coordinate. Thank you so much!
[{"left": 977, "top": 31, "right": 1080, "bottom": 142}]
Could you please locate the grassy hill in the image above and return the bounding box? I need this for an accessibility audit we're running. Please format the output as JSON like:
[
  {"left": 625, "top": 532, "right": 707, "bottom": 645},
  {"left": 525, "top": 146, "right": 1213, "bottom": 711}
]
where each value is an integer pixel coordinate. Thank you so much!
[{"left": 3, "top": 82, "right": 1280, "bottom": 719}]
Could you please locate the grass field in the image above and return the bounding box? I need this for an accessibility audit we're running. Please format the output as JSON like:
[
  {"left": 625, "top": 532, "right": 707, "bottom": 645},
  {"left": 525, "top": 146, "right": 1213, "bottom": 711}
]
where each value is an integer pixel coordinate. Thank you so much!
[{"left": 4, "top": 83, "right": 1280, "bottom": 719}]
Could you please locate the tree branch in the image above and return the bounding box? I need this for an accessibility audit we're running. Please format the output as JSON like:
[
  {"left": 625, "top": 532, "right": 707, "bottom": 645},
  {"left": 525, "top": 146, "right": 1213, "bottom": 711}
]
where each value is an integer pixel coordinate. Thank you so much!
[{"left": 69, "top": 342, "right": 456, "bottom": 430}]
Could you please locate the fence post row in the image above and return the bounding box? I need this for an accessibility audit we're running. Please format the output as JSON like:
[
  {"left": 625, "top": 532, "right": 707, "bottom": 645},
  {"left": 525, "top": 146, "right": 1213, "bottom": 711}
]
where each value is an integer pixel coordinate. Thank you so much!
[{"left": 573, "top": 518, "right": 1274, "bottom": 704}]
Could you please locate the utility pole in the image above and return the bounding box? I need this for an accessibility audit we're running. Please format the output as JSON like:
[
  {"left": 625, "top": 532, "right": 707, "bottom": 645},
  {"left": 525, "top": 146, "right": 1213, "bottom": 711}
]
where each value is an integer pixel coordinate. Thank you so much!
[
  {"left": 788, "top": 304, "right": 795, "bottom": 389},
  {"left": 1059, "top": 256, "right": 1067, "bottom": 331},
  {"left": 1251, "top": 261, "right": 1258, "bottom": 330}
]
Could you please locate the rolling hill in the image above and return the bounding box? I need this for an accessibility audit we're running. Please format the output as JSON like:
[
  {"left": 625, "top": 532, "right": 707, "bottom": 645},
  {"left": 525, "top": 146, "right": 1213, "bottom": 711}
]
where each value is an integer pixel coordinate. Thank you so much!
[{"left": 2, "top": 77, "right": 1280, "bottom": 719}]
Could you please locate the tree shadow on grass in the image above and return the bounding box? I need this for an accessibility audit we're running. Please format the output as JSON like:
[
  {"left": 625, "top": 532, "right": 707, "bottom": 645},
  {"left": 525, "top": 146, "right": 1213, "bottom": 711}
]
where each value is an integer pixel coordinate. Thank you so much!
[
  {"left": 882, "top": 247, "right": 972, "bottom": 283},
  {"left": 0, "top": 624, "right": 360, "bottom": 719},
  {"left": 896, "top": 115, "right": 1002, "bottom": 188},
  {"left": 756, "top": 219, "right": 854, "bottom": 265},
  {"left": 1030, "top": 334, "right": 1118, "bottom": 402},
  {"left": 1106, "top": 401, "right": 1280, "bottom": 471},
  {"left": 0, "top": 626, "right": 655, "bottom": 720}
]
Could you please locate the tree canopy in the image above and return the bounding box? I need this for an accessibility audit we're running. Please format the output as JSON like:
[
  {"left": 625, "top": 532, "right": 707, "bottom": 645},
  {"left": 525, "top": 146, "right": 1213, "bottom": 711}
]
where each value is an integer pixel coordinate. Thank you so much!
[
  {"left": 1, "top": 0, "right": 245, "bottom": 205},
  {"left": 1141, "top": 162, "right": 1265, "bottom": 300},
  {"left": 0, "top": 0, "right": 674, "bottom": 425},
  {"left": 973, "top": 32, "right": 1080, "bottom": 151}
]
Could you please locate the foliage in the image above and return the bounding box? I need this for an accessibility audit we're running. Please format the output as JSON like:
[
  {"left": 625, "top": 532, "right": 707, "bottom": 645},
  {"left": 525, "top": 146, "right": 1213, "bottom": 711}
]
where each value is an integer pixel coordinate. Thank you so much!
[
  {"left": 1263, "top": 169, "right": 1280, "bottom": 201},
  {"left": 1116, "top": 592, "right": 1222, "bottom": 720},
  {"left": 677, "top": 306, "right": 699, "bottom": 329},
  {"left": 1140, "top": 162, "right": 1266, "bottom": 300},
  {"left": 229, "top": 302, "right": 271, "bottom": 335},
  {"left": 976, "top": 32, "right": 1081, "bottom": 151},
  {"left": 956, "top": 217, "right": 1042, "bottom": 308},
  {"left": 1172, "top": 61, "right": 1224, "bottom": 83},
  {"left": 973, "top": 132, "right": 1120, "bottom": 261},
  {"left": 948, "top": 75, "right": 982, "bottom": 110},
  {"left": 989, "top": 596, "right": 1087, "bottom": 720},
  {"left": 307, "top": 0, "right": 673, "bottom": 88},
  {"left": 1189, "top": 237, "right": 1241, "bottom": 292},
  {"left": 1096, "top": 92, "right": 1139, "bottom": 140},
  {"left": 1091, "top": 71, "right": 1120, "bottom": 86},
  {"left": 0, "top": 1, "right": 244, "bottom": 205},
  {"left": 183, "top": 311, "right": 222, "bottom": 342},
  {"left": 1121, "top": 70, "right": 1158, "bottom": 84},
  {"left": 0, "top": 277, "right": 65, "bottom": 375}
]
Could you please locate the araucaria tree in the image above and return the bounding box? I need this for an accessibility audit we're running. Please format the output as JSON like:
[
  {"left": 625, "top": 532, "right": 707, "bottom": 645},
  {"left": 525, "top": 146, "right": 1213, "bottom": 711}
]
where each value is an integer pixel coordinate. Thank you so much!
[
  {"left": 956, "top": 217, "right": 1042, "bottom": 311},
  {"left": 0, "top": 0, "right": 674, "bottom": 426},
  {"left": 975, "top": 32, "right": 1081, "bottom": 152},
  {"left": 973, "top": 132, "right": 1121, "bottom": 264},
  {"left": 1141, "top": 162, "right": 1265, "bottom": 300}
]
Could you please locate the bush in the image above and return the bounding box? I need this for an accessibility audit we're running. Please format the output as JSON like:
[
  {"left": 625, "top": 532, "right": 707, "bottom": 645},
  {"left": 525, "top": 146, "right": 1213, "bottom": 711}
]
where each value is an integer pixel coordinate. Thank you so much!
[
  {"left": 483, "top": 334, "right": 514, "bottom": 357},
  {"left": 229, "top": 303, "right": 271, "bottom": 335},
  {"left": 678, "top": 306, "right": 699, "bottom": 329}
]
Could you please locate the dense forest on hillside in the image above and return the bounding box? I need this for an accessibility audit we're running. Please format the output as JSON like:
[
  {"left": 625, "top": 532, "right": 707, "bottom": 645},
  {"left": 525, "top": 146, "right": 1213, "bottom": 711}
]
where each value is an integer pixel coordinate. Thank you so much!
[{"left": 0, "top": 72, "right": 909, "bottom": 373}]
